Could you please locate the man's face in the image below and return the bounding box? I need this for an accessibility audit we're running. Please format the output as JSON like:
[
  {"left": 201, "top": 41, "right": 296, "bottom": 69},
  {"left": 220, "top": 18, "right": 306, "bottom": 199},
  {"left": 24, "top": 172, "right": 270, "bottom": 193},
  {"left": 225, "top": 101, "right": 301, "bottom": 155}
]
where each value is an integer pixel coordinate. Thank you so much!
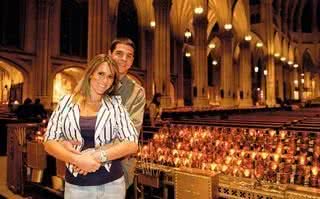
[{"left": 109, "top": 43, "right": 134, "bottom": 77}]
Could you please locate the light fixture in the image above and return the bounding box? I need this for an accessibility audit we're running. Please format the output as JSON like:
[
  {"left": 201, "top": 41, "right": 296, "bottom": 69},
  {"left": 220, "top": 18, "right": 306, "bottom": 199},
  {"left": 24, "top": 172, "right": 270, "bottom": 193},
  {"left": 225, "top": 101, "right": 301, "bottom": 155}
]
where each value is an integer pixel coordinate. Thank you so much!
[
  {"left": 294, "top": 80, "right": 298, "bottom": 85},
  {"left": 274, "top": 53, "right": 280, "bottom": 57},
  {"left": 287, "top": 61, "right": 293, "bottom": 65},
  {"left": 150, "top": 21, "right": 156, "bottom": 28},
  {"left": 244, "top": 35, "right": 252, "bottom": 41},
  {"left": 293, "top": 64, "right": 299, "bottom": 68},
  {"left": 254, "top": 66, "right": 259, "bottom": 73},
  {"left": 301, "top": 73, "right": 304, "bottom": 77},
  {"left": 184, "top": 29, "right": 192, "bottom": 39},
  {"left": 185, "top": 52, "right": 191, "bottom": 57},
  {"left": 194, "top": 7, "right": 204, "bottom": 14},
  {"left": 224, "top": 24, "right": 232, "bottom": 30},
  {"left": 301, "top": 79, "right": 305, "bottom": 84},
  {"left": 212, "top": 60, "right": 218, "bottom": 65},
  {"left": 257, "top": 88, "right": 261, "bottom": 91},
  {"left": 280, "top": 57, "right": 286, "bottom": 62},
  {"left": 256, "top": 42, "right": 263, "bottom": 48},
  {"left": 264, "top": 69, "right": 268, "bottom": 76},
  {"left": 209, "top": 43, "right": 216, "bottom": 49}
]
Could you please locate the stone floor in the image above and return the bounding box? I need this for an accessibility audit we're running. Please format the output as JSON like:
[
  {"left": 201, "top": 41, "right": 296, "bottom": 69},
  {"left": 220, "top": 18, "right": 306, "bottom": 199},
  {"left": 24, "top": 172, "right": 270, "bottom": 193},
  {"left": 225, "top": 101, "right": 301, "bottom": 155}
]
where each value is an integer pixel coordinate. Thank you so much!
[{"left": 0, "top": 156, "right": 24, "bottom": 199}]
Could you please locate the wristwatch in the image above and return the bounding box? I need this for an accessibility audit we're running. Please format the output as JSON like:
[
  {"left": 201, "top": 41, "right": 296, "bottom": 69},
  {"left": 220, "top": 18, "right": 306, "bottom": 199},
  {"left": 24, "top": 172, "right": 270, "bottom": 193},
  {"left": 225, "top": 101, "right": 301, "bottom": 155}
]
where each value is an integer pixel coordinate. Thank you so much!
[{"left": 99, "top": 150, "right": 109, "bottom": 163}]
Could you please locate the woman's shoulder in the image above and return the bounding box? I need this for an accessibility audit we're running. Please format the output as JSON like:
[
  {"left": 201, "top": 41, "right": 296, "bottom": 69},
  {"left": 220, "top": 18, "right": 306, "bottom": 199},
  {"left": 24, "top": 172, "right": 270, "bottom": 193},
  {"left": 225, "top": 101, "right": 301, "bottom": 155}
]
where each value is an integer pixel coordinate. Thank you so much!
[{"left": 104, "top": 95, "right": 123, "bottom": 106}]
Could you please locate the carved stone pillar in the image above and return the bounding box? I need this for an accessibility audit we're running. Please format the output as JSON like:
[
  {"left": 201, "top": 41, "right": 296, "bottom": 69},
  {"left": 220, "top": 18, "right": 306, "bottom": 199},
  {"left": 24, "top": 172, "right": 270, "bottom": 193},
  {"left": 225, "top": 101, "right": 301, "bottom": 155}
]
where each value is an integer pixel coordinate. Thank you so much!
[
  {"left": 239, "top": 41, "right": 252, "bottom": 107},
  {"left": 174, "top": 40, "right": 184, "bottom": 107},
  {"left": 314, "top": 73, "right": 320, "bottom": 98},
  {"left": 153, "top": 0, "right": 172, "bottom": 107},
  {"left": 312, "top": 0, "right": 318, "bottom": 32},
  {"left": 220, "top": 31, "right": 234, "bottom": 107},
  {"left": 275, "top": 62, "right": 284, "bottom": 100},
  {"left": 34, "top": 0, "right": 54, "bottom": 106},
  {"left": 144, "top": 29, "right": 154, "bottom": 102},
  {"left": 88, "top": 0, "right": 114, "bottom": 61},
  {"left": 264, "top": 0, "right": 276, "bottom": 106},
  {"left": 24, "top": 0, "right": 37, "bottom": 53},
  {"left": 192, "top": 13, "right": 208, "bottom": 107}
]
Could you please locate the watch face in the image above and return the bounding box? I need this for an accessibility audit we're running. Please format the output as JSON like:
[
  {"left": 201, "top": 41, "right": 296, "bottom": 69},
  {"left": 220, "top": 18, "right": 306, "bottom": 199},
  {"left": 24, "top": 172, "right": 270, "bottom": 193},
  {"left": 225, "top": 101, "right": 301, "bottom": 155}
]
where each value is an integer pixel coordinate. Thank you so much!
[{"left": 100, "top": 151, "right": 108, "bottom": 162}]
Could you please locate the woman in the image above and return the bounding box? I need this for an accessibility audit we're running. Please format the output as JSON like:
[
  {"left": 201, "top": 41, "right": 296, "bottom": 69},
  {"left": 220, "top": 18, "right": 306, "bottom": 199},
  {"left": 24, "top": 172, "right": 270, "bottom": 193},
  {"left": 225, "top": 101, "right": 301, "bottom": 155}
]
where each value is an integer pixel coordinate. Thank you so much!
[
  {"left": 149, "top": 93, "right": 162, "bottom": 127},
  {"left": 44, "top": 54, "right": 138, "bottom": 199}
]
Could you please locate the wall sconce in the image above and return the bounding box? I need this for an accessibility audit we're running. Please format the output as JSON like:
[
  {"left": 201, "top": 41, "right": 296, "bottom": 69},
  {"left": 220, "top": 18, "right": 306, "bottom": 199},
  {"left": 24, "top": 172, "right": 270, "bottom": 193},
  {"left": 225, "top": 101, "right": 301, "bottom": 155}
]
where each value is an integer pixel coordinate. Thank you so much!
[
  {"left": 280, "top": 57, "right": 286, "bottom": 62},
  {"left": 150, "top": 21, "right": 156, "bottom": 28},
  {"left": 244, "top": 35, "right": 252, "bottom": 41},
  {"left": 293, "top": 64, "right": 299, "bottom": 68},
  {"left": 224, "top": 24, "right": 232, "bottom": 31},
  {"left": 287, "top": 61, "right": 293, "bottom": 65},
  {"left": 254, "top": 66, "right": 259, "bottom": 73},
  {"left": 184, "top": 29, "right": 192, "bottom": 39},
  {"left": 185, "top": 52, "right": 191, "bottom": 57},
  {"left": 256, "top": 42, "right": 263, "bottom": 48},
  {"left": 208, "top": 43, "right": 216, "bottom": 49},
  {"left": 264, "top": 69, "right": 268, "bottom": 76},
  {"left": 194, "top": 7, "right": 204, "bottom": 14},
  {"left": 274, "top": 52, "right": 280, "bottom": 57},
  {"left": 212, "top": 60, "right": 218, "bottom": 65}
]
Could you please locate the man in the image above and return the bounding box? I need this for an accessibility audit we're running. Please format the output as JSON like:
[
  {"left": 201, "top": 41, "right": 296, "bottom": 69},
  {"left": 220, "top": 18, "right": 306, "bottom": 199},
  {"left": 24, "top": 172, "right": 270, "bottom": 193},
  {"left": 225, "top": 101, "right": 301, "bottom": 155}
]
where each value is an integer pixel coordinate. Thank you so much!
[{"left": 109, "top": 38, "right": 146, "bottom": 193}]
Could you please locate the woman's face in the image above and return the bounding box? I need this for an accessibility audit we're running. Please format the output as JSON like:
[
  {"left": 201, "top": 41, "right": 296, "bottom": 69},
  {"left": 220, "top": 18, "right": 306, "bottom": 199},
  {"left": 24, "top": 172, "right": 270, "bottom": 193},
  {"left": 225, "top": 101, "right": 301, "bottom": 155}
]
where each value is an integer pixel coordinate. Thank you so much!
[{"left": 89, "top": 62, "right": 115, "bottom": 97}]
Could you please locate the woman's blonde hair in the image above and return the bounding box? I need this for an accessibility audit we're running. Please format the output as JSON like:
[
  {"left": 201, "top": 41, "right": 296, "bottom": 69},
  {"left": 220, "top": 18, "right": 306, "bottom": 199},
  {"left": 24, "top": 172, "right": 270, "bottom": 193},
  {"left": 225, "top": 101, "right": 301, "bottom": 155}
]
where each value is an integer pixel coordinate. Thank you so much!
[{"left": 72, "top": 54, "right": 119, "bottom": 104}]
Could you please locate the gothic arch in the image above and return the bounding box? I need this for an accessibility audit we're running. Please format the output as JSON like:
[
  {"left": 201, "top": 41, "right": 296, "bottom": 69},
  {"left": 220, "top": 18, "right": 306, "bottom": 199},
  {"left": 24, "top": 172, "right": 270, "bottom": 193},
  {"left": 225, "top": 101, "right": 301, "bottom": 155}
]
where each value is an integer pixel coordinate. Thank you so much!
[
  {"left": 232, "top": 0, "right": 250, "bottom": 38},
  {"left": 0, "top": 56, "right": 31, "bottom": 100}
]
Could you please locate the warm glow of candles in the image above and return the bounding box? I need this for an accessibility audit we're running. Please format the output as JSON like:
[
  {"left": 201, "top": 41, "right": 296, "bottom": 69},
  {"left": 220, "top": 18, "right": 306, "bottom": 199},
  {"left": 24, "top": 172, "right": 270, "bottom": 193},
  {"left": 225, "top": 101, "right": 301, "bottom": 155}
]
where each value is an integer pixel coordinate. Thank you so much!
[
  {"left": 269, "top": 130, "right": 276, "bottom": 137},
  {"left": 210, "top": 163, "right": 217, "bottom": 171},
  {"left": 280, "top": 131, "right": 286, "bottom": 139},
  {"left": 273, "top": 154, "right": 280, "bottom": 162},
  {"left": 251, "top": 152, "right": 257, "bottom": 160},
  {"left": 271, "top": 162, "right": 278, "bottom": 171},
  {"left": 229, "top": 149, "right": 235, "bottom": 156},
  {"left": 244, "top": 169, "right": 251, "bottom": 177},
  {"left": 299, "top": 156, "right": 306, "bottom": 165},
  {"left": 311, "top": 166, "right": 319, "bottom": 176},
  {"left": 222, "top": 164, "right": 229, "bottom": 172},
  {"left": 261, "top": 152, "right": 268, "bottom": 160}
]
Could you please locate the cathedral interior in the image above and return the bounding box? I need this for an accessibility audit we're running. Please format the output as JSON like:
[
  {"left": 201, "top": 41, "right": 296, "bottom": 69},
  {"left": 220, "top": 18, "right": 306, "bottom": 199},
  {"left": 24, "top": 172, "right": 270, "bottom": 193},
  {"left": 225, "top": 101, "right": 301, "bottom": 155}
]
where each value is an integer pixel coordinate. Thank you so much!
[{"left": 0, "top": 0, "right": 320, "bottom": 198}]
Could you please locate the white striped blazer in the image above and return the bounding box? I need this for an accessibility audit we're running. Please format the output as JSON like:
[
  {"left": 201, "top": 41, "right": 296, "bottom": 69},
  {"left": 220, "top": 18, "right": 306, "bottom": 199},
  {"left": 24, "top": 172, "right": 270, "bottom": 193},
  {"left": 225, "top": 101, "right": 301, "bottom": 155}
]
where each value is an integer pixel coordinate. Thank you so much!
[{"left": 44, "top": 94, "right": 138, "bottom": 176}]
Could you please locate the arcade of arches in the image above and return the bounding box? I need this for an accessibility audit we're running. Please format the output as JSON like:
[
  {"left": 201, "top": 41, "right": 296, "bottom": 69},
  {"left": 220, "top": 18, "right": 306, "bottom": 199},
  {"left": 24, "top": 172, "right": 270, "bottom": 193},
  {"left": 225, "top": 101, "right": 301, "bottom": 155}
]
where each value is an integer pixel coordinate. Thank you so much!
[{"left": 0, "top": 0, "right": 320, "bottom": 109}]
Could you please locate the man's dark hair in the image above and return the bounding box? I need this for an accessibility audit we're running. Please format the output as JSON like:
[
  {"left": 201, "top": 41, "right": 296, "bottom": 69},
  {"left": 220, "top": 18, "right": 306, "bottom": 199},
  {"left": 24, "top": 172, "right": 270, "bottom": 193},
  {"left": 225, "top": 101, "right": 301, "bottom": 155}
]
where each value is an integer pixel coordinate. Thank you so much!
[
  {"left": 35, "top": 98, "right": 41, "bottom": 104},
  {"left": 110, "top": 37, "right": 135, "bottom": 53}
]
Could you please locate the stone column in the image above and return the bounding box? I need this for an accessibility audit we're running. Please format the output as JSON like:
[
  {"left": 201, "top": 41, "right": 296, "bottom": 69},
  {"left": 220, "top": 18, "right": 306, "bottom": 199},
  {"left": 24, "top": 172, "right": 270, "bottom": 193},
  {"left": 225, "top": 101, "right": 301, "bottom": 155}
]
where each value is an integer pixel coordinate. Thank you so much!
[
  {"left": 153, "top": 0, "right": 172, "bottom": 107},
  {"left": 174, "top": 40, "right": 184, "bottom": 107},
  {"left": 290, "top": 69, "right": 297, "bottom": 99},
  {"left": 305, "top": 72, "right": 311, "bottom": 91},
  {"left": 261, "top": 67, "right": 266, "bottom": 103},
  {"left": 233, "top": 63, "right": 240, "bottom": 106},
  {"left": 299, "top": 69, "right": 304, "bottom": 101},
  {"left": 88, "top": 0, "right": 114, "bottom": 61},
  {"left": 143, "top": 29, "right": 154, "bottom": 103},
  {"left": 220, "top": 31, "right": 234, "bottom": 107},
  {"left": 314, "top": 73, "right": 320, "bottom": 98},
  {"left": 34, "top": 0, "right": 54, "bottom": 106},
  {"left": 275, "top": 62, "right": 284, "bottom": 100},
  {"left": 312, "top": 0, "right": 318, "bottom": 32},
  {"left": 24, "top": 0, "right": 37, "bottom": 53},
  {"left": 50, "top": 0, "right": 61, "bottom": 56},
  {"left": 239, "top": 41, "right": 252, "bottom": 107},
  {"left": 264, "top": 0, "right": 276, "bottom": 106},
  {"left": 192, "top": 12, "right": 209, "bottom": 107}
]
